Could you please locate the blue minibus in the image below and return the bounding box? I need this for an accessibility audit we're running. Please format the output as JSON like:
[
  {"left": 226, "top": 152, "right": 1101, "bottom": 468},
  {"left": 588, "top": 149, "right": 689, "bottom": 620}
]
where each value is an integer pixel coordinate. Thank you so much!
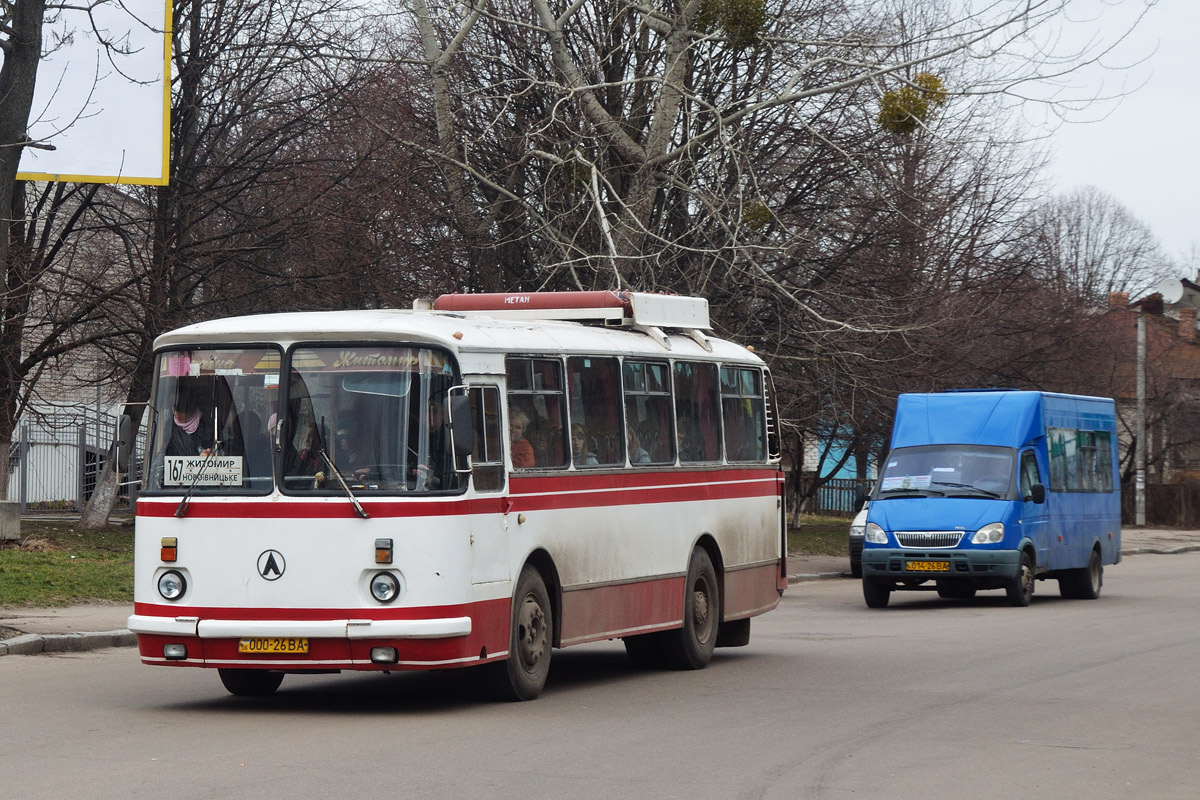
[{"left": 861, "top": 390, "right": 1121, "bottom": 608}]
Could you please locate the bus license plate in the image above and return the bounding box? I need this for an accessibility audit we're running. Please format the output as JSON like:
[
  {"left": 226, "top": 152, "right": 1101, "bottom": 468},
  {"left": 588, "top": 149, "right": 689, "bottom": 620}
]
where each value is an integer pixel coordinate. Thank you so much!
[
  {"left": 906, "top": 560, "right": 950, "bottom": 572},
  {"left": 238, "top": 637, "right": 309, "bottom": 654}
]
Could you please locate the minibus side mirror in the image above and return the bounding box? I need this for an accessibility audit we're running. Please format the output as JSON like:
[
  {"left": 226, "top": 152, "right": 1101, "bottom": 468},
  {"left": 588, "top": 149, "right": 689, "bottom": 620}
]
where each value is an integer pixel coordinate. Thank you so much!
[
  {"left": 448, "top": 393, "right": 474, "bottom": 460},
  {"left": 1028, "top": 483, "right": 1046, "bottom": 504}
]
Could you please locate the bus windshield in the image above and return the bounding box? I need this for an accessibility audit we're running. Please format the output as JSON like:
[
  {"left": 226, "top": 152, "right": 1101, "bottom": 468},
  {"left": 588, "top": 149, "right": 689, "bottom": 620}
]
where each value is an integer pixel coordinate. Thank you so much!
[
  {"left": 875, "top": 444, "right": 1016, "bottom": 500},
  {"left": 145, "top": 347, "right": 282, "bottom": 494},
  {"left": 280, "top": 345, "right": 461, "bottom": 494},
  {"left": 144, "top": 344, "right": 463, "bottom": 495}
]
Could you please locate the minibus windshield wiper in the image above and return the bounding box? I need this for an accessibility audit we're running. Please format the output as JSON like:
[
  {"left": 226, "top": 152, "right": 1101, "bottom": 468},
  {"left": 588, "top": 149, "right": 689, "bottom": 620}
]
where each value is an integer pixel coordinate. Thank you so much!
[
  {"left": 931, "top": 481, "right": 1003, "bottom": 499},
  {"left": 876, "top": 487, "right": 946, "bottom": 498},
  {"left": 318, "top": 449, "right": 370, "bottom": 519}
]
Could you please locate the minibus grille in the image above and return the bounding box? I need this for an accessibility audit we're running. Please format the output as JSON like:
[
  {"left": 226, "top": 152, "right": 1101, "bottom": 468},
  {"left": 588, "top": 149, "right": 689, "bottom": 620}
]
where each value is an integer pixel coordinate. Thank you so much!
[{"left": 895, "top": 531, "right": 964, "bottom": 548}]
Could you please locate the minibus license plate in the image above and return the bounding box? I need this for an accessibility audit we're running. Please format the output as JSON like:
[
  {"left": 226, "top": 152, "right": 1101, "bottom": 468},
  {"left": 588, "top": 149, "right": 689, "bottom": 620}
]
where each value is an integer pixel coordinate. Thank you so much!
[
  {"left": 906, "top": 560, "right": 949, "bottom": 572},
  {"left": 238, "top": 637, "right": 309, "bottom": 654}
]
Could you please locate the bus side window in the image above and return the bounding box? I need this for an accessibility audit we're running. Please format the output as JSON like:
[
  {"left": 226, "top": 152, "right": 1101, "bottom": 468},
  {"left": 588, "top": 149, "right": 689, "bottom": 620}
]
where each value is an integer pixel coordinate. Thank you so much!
[
  {"left": 469, "top": 386, "right": 504, "bottom": 491},
  {"left": 673, "top": 361, "right": 721, "bottom": 462},
  {"left": 721, "top": 367, "right": 766, "bottom": 462},
  {"left": 506, "top": 358, "right": 569, "bottom": 469},
  {"left": 567, "top": 356, "right": 623, "bottom": 468}
]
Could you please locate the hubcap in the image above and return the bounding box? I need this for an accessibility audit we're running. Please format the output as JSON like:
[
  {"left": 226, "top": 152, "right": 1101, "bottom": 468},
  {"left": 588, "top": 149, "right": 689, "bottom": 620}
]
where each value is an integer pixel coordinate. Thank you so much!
[
  {"left": 517, "top": 593, "right": 546, "bottom": 670},
  {"left": 692, "top": 576, "right": 714, "bottom": 644}
]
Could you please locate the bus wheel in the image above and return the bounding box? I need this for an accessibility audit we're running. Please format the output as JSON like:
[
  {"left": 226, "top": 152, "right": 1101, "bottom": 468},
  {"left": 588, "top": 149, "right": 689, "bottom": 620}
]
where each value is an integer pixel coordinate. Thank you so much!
[
  {"left": 218, "top": 669, "right": 283, "bottom": 697},
  {"left": 493, "top": 565, "right": 553, "bottom": 701},
  {"left": 863, "top": 579, "right": 890, "bottom": 608},
  {"left": 1059, "top": 548, "right": 1103, "bottom": 600},
  {"left": 661, "top": 548, "right": 719, "bottom": 670},
  {"left": 1006, "top": 551, "right": 1035, "bottom": 607}
]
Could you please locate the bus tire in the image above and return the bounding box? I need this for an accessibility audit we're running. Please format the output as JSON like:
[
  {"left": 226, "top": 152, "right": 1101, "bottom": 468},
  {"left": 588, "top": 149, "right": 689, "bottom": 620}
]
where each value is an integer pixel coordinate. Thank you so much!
[
  {"left": 863, "top": 579, "right": 890, "bottom": 608},
  {"left": 218, "top": 668, "right": 284, "bottom": 697},
  {"left": 492, "top": 565, "right": 553, "bottom": 701},
  {"left": 1059, "top": 548, "right": 1103, "bottom": 600},
  {"left": 661, "top": 548, "right": 719, "bottom": 670},
  {"left": 1006, "top": 550, "right": 1035, "bottom": 607}
]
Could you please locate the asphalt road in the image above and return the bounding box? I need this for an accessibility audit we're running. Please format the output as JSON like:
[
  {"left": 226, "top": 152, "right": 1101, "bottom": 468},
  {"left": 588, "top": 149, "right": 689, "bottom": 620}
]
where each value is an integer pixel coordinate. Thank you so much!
[{"left": 2, "top": 553, "right": 1197, "bottom": 799}]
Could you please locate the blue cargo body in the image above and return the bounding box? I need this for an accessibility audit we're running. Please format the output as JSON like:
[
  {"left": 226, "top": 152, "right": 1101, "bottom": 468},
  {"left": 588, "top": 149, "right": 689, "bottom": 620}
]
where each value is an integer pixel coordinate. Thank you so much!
[{"left": 861, "top": 390, "right": 1121, "bottom": 608}]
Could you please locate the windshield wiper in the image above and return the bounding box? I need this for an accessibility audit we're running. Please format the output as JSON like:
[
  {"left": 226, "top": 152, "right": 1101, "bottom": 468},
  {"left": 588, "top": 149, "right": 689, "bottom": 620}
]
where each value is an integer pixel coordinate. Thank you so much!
[
  {"left": 318, "top": 449, "right": 370, "bottom": 519},
  {"left": 877, "top": 487, "right": 945, "bottom": 497},
  {"left": 175, "top": 443, "right": 221, "bottom": 518},
  {"left": 931, "top": 481, "right": 1003, "bottom": 499}
]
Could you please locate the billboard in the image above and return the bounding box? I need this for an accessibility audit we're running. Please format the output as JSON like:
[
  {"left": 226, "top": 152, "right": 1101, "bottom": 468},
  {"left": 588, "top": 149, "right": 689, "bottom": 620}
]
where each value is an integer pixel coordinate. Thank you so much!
[{"left": 15, "top": 0, "right": 171, "bottom": 185}]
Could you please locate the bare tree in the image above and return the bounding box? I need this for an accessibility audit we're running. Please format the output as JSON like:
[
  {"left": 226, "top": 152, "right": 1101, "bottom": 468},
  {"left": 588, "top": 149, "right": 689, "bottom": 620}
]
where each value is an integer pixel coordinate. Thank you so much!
[{"left": 1026, "top": 185, "right": 1173, "bottom": 306}]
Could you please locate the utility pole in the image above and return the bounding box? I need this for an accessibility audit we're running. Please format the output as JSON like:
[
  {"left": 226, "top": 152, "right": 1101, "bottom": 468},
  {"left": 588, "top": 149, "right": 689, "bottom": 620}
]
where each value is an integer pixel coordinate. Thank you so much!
[{"left": 1136, "top": 312, "right": 1146, "bottom": 526}]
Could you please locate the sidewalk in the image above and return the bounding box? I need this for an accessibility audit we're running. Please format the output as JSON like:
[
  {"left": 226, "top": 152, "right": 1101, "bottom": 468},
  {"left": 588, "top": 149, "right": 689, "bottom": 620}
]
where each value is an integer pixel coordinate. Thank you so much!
[{"left": 2, "top": 528, "right": 1198, "bottom": 656}]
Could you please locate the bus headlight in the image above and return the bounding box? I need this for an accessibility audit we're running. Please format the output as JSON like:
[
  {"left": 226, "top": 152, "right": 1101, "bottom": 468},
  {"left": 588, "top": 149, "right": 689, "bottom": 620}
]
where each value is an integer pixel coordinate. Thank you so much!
[
  {"left": 972, "top": 522, "right": 1005, "bottom": 544},
  {"left": 864, "top": 522, "right": 888, "bottom": 544},
  {"left": 157, "top": 570, "right": 187, "bottom": 601},
  {"left": 370, "top": 572, "right": 400, "bottom": 603}
]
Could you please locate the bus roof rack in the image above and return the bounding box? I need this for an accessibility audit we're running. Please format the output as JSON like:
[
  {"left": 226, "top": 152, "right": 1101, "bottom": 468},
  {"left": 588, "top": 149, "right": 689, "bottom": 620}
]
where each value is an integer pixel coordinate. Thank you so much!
[
  {"left": 417, "top": 291, "right": 711, "bottom": 351},
  {"left": 421, "top": 291, "right": 708, "bottom": 328}
]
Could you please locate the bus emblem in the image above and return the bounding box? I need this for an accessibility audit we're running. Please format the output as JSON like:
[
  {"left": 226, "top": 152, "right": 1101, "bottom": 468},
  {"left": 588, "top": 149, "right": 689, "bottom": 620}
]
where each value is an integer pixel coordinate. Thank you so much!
[{"left": 257, "top": 550, "right": 286, "bottom": 581}]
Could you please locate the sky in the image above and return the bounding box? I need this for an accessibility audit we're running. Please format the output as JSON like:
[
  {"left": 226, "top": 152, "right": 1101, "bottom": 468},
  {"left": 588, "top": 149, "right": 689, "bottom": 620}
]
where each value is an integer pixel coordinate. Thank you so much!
[{"left": 1039, "top": 0, "right": 1198, "bottom": 270}]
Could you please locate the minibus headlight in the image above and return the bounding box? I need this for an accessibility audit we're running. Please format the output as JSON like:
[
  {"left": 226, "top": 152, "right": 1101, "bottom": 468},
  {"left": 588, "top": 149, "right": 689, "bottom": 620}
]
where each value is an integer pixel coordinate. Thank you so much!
[
  {"left": 157, "top": 570, "right": 187, "bottom": 601},
  {"left": 864, "top": 522, "right": 888, "bottom": 545},
  {"left": 972, "top": 522, "right": 1005, "bottom": 544},
  {"left": 370, "top": 572, "right": 400, "bottom": 603}
]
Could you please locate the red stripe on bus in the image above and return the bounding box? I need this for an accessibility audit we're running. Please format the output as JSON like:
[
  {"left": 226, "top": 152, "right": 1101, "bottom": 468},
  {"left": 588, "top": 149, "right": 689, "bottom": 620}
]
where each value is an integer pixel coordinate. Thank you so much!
[{"left": 135, "top": 469, "right": 784, "bottom": 519}]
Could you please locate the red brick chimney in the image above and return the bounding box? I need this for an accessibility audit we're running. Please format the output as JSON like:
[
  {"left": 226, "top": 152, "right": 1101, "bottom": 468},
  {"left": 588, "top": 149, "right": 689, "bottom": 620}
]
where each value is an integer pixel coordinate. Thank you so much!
[
  {"left": 1180, "top": 307, "right": 1197, "bottom": 342},
  {"left": 1109, "top": 292, "right": 1129, "bottom": 309}
]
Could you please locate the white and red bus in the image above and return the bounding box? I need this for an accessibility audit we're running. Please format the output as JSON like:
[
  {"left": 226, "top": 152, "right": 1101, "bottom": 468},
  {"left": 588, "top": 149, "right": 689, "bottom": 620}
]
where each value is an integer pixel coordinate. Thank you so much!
[{"left": 124, "top": 291, "right": 785, "bottom": 700}]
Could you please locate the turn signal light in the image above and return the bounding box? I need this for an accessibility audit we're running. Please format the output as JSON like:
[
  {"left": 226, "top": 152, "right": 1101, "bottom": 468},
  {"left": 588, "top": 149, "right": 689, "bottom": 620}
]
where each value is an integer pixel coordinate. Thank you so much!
[
  {"left": 161, "top": 537, "right": 178, "bottom": 562},
  {"left": 375, "top": 538, "right": 393, "bottom": 564}
]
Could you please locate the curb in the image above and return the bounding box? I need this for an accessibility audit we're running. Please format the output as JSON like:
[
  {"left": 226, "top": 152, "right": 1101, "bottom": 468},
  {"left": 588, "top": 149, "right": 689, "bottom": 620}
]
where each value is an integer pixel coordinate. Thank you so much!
[{"left": 0, "top": 629, "right": 136, "bottom": 657}]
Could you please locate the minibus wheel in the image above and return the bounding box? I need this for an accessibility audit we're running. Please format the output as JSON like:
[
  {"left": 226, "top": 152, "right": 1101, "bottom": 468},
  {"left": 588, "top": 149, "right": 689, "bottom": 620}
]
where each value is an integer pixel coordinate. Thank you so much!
[
  {"left": 1059, "top": 548, "right": 1103, "bottom": 600},
  {"left": 862, "top": 579, "right": 890, "bottom": 608},
  {"left": 218, "top": 668, "right": 284, "bottom": 697},
  {"left": 661, "top": 547, "right": 719, "bottom": 670},
  {"left": 491, "top": 565, "right": 553, "bottom": 701},
  {"left": 1006, "top": 551, "right": 1035, "bottom": 607}
]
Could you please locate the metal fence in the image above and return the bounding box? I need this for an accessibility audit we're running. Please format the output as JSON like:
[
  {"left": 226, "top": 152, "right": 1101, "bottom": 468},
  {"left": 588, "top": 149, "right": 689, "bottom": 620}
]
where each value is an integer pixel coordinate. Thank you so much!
[{"left": 6, "top": 413, "right": 134, "bottom": 513}]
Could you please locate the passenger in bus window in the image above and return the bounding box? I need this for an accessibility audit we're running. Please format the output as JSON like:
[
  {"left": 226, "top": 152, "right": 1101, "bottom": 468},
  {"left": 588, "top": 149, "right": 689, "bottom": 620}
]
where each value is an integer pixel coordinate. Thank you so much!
[
  {"left": 510, "top": 409, "right": 536, "bottom": 468},
  {"left": 628, "top": 428, "right": 651, "bottom": 464},
  {"left": 415, "top": 399, "right": 456, "bottom": 489},
  {"left": 168, "top": 387, "right": 213, "bottom": 457},
  {"left": 677, "top": 425, "right": 698, "bottom": 462},
  {"left": 572, "top": 424, "right": 598, "bottom": 466},
  {"left": 335, "top": 425, "right": 369, "bottom": 482}
]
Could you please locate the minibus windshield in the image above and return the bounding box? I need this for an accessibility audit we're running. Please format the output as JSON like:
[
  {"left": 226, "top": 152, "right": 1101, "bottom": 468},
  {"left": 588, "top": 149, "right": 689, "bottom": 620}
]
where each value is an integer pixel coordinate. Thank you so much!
[{"left": 875, "top": 444, "right": 1016, "bottom": 500}]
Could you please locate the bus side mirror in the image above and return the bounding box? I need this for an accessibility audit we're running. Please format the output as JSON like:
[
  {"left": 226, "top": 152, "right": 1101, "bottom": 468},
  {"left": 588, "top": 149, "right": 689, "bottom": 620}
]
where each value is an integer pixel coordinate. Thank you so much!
[
  {"left": 1027, "top": 483, "right": 1046, "bottom": 504},
  {"left": 449, "top": 394, "right": 474, "bottom": 459},
  {"left": 854, "top": 485, "right": 868, "bottom": 511},
  {"left": 115, "top": 413, "right": 133, "bottom": 473}
]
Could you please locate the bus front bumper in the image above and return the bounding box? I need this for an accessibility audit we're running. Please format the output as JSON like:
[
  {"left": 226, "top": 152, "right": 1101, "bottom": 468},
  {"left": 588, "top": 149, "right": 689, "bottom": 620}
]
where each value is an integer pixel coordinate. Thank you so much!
[{"left": 128, "top": 614, "right": 472, "bottom": 639}]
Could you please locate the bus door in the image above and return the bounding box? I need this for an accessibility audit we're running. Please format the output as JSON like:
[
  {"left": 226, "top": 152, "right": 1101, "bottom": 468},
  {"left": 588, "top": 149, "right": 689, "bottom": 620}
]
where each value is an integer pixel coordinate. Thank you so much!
[
  {"left": 468, "top": 385, "right": 510, "bottom": 585},
  {"left": 1018, "top": 447, "right": 1050, "bottom": 567}
]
